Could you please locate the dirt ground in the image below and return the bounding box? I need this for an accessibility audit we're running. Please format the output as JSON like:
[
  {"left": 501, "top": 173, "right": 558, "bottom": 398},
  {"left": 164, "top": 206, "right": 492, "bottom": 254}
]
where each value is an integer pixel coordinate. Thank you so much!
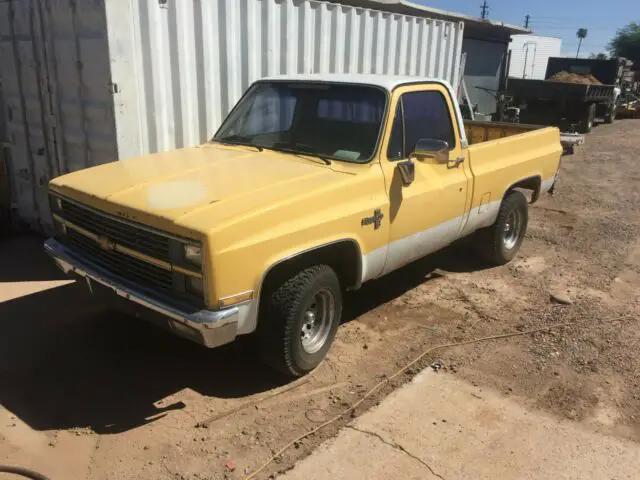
[{"left": 1, "top": 119, "right": 639, "bottom": 480}]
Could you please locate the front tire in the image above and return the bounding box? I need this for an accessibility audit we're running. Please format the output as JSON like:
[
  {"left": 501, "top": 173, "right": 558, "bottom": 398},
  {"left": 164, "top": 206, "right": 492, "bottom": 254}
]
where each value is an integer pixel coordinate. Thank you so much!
[
  {"left": 259, "top": 265, "right": 342, "bottom": 377},
  {"left": 475, "top": 190, "right": 529, "bottom": 265}
]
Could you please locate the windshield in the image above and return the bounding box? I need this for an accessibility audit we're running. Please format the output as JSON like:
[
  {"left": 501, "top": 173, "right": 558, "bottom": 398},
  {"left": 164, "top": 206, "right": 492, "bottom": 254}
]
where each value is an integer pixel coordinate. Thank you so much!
[{"left": 213, "top": 82, "right": 387, "bottom": 163}]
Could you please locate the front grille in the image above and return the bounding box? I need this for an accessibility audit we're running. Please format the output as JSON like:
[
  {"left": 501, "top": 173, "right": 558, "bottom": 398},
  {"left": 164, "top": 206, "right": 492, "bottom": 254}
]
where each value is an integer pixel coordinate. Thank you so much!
[
  {"left": 66, "top": 229, "right": 174, "bottom": 292},
  {"left": 59, "top": 199, "right": 171, "bottom": 262}
]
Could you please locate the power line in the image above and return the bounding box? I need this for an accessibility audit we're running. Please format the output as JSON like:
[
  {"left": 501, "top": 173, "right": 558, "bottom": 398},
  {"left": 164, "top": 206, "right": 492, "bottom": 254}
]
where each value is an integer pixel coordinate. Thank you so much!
[
  {"left": 528, "top": 16, "right": 578, "bottom": 22},
  {"left": 531, "top": 26, "right": 618, "bottom": 31},
  {"left": 527, "top": 15, "right": 597, "bottom": 21},
  {"left": 527, "top": 16, "right": 621, "bottom": 26}
]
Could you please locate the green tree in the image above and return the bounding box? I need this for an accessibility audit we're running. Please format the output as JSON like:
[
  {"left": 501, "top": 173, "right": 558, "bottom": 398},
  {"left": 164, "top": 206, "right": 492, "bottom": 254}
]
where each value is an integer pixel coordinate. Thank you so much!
[
  {"left": 589, "top": 53, "right": 608, "bottom": 60},
  {"left": 576, "top": 28, "right": 588, "bottom": 57},
  {"left": 608, "top": 22, "right": 640, "bottom": 64}
]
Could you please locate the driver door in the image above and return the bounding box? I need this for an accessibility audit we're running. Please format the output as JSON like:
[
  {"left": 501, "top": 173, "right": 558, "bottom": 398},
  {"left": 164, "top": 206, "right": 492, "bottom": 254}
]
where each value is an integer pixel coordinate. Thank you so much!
[{"left": 379, "top": 84, "right": 471, "bottom": 275}]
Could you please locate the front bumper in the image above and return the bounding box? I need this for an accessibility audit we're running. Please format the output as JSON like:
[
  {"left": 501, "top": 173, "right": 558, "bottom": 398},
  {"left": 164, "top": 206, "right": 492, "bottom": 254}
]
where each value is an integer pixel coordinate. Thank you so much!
[{"left": 44, "top": 238, "right": 240, "bottom": 348}]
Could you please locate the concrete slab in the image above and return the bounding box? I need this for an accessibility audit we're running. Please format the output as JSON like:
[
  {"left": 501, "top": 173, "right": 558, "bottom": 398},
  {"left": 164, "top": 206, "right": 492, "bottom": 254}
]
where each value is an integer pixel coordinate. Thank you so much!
[
  {"left": 0, "top": 280, "right": 75, "bottom": 303},
  {"left": 280, "top": 370, "right": 640, "bottom": 480}
]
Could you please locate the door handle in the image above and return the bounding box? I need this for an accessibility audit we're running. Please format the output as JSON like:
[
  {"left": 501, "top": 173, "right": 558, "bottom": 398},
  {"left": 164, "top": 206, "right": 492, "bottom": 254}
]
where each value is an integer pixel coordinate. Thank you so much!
[{"left": 449, "top": 157, "right": 464, "bottom": 168}]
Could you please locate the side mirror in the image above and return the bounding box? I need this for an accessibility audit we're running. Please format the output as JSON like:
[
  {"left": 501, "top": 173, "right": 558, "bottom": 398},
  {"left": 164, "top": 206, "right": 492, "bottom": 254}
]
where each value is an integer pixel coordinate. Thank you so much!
[
  {"left": 397, "top": 160, "right": 415, "bottom": 186},
  {"left": 411, "top": 138, "right": 449, "bottom": 164}
]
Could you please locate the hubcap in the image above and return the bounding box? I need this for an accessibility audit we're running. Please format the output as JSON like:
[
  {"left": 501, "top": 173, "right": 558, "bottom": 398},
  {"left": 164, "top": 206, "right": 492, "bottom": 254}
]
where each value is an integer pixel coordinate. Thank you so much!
[
  {"left": 503, "top": 209, "right": 522, "bottom": 250},
  {"left": 300, "top": 289, "right": 335, "bottom": 354}
]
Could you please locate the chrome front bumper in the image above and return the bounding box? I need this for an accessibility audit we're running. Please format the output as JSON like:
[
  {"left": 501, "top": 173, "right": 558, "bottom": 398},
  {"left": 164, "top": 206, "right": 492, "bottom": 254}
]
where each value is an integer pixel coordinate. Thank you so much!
[{"left": 44, "top": 238, "right": 240, "bottom": 348}]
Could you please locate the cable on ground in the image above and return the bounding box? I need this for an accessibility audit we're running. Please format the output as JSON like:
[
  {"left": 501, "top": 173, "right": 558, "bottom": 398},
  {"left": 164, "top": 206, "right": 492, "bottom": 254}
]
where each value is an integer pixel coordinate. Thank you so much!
[
  {"left": 243, "top": 321, "right": 573, "bottom": 480},
  {"left": 0, "top": 466, "right": 50, "bottom": 480}
]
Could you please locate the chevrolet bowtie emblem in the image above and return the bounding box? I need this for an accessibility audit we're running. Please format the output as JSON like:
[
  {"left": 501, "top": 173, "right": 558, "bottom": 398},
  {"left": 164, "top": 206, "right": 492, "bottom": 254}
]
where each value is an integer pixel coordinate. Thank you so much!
[
  {"left": 96, "top": 235, "right": 116, "bottom": 251},
  {"left": 361, "top": 209, "right": 384, "bottom": 230}
]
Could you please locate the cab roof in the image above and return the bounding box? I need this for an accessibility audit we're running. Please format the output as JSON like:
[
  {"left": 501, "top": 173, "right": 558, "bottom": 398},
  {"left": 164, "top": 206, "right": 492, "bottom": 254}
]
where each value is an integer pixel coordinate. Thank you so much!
[{"left": 260, "top": 73, "right": 455, "bottom": 93}]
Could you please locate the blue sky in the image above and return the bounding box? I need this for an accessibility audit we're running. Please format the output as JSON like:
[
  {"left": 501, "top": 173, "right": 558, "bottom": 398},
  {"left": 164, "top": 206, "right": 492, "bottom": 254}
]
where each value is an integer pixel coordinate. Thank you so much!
[{"left": 414, "top": 0, "right": 633, "bottom": 57}]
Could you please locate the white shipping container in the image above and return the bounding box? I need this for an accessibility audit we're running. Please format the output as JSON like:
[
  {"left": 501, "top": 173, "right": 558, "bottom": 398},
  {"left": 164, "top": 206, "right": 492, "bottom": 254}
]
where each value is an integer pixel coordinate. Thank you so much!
[
  {"left": 0, "top": 0, "right": 464, "bottom": 231},
  {"left": 509, "top": 34, "right": 561, "bottom": 80}
]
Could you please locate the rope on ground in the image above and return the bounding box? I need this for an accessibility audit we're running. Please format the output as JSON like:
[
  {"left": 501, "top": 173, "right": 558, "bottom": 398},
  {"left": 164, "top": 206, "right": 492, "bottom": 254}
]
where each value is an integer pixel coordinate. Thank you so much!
[
  {"left": 196, "top": 379, "right": 310, "bottom": 428},
  {"left": 243, "top": 321, "right": 574, "bottom": 480}
]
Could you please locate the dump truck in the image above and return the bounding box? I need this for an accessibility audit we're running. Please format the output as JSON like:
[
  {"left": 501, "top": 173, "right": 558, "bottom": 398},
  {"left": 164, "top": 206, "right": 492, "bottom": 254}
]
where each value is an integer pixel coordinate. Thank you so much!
[
  {"left": 506, "top": 57, "right": 626, "bottom": 133},
  {"left": 45, "top": 75, "right": 562, "bottom": 376}
]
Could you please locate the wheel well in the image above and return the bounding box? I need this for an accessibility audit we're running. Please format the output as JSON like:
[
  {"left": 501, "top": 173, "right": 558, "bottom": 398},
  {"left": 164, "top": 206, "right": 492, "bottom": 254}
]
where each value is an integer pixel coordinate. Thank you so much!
[
  {"left": 508, "top": 176, "right": 542, "bottom": 203},
  {"left": 259, "top": 240, "right": 362, "bottom": 305}
]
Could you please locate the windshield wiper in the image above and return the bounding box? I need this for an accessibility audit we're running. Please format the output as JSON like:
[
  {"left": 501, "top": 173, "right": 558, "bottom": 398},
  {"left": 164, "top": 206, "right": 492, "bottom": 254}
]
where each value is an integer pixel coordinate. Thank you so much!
[
  {"left": 213, "top": 134, "right": 264, "bottom": 151},
  {"left": 269, "top": 142, "right": 332, "bottom": 165}
]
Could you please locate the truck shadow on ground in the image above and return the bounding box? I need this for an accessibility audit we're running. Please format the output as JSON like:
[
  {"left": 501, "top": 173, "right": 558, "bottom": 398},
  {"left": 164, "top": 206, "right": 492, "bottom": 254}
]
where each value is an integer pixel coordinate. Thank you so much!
[{"left": 0, "top": 237, "right": 489, "bottom": 434}]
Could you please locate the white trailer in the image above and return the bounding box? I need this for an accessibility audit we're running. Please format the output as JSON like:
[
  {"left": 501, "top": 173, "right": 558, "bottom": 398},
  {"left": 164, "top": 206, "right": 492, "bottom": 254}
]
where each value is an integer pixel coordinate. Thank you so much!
[{"left": 509, "top": 34, "right": 561, "bottom": 80}]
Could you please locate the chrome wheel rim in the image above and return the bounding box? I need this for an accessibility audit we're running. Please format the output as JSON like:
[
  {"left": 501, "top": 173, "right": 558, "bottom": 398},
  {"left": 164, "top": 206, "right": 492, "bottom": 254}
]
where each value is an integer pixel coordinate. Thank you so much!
[
  {"left": 503, "top": 209, "right": 522, "bottom": 250},
  {"left": 300, "top": 289, "right": 334, "bottom": 354}
]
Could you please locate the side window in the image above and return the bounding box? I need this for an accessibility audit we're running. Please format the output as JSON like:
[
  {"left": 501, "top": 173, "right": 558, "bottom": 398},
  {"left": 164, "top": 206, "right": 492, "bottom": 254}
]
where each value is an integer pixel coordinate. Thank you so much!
[
  {"left": 387, "top": 101, "right": 404, "bottom": 160},
  {"left": 401, "top": 91, "right": 456, "bottom": 154}
]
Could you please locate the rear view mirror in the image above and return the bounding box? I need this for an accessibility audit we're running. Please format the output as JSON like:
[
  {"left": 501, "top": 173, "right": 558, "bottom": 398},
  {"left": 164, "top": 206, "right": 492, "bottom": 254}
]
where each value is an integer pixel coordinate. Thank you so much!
[
  {"left": 397, "top": 160, "right": 415, "bottom": 186},
  {"left": 412, "top": 138, "right": 449, "bottom": 164}
]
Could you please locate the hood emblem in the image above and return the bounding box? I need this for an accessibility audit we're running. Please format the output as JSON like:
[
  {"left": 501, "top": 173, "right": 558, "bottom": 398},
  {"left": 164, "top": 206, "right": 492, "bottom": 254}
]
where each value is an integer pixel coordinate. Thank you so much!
[{"left": 96, "top": 235, "right": 116, "bottom": 251}]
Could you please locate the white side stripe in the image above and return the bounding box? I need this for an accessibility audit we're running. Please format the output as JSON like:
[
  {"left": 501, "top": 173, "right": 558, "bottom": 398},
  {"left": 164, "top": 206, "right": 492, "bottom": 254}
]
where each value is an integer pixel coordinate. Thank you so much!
[
  {"left": 379, "top": 214, "right": 464, "bottom": 276},
  {"left": 362, "top": 203, "right": 501, "bottom": 283},
  {"left": 460, "top": 200, "right": 502, "bottom": 237},
  {"left": 540, "top": 174, "right": 556, "bottom": 194}
]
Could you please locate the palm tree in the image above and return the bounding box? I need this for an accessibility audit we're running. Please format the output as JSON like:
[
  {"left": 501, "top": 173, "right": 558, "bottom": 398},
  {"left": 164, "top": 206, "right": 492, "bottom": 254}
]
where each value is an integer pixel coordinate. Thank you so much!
[{"left": 576, "top": 28, "right": 588, "bottom": 58}]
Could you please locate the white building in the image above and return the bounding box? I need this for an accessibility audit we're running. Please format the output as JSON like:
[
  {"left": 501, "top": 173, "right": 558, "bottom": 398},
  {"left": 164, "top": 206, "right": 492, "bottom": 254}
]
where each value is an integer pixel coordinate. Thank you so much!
[{"left": 509, "top": 35, "right": 562, "bottom": 80}]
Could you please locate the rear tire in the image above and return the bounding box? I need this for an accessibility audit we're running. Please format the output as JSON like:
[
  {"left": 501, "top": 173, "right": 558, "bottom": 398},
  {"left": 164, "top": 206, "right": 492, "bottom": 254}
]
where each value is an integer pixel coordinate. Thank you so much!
[
  {"left": 578, "top": 103, "right": 596, "bottom": 133},
  {"left": 604, "top": 105, "right": 616, "bottom": 124},
  {"left": 259, "top": 265, "right": 342, "bottom": 377},
  {"left": 475, "top": 190, "right": 529, "bottom": 265}
]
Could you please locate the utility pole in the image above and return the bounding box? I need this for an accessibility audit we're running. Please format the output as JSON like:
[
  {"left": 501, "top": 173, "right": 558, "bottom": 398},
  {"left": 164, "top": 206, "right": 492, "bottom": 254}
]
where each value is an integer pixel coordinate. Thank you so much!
[
  {"left": 524, "top": 14, "right": 530, "bottom": 29},
  {"left": 480, "top": 0, "right": 489, "bottom": 19}
]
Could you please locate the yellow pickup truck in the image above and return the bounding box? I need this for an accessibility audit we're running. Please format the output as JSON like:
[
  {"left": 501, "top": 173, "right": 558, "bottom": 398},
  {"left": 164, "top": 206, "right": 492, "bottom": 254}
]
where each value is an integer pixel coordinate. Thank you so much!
[{"left": 45, "top": 75, "right": 562, "bottom": 376}]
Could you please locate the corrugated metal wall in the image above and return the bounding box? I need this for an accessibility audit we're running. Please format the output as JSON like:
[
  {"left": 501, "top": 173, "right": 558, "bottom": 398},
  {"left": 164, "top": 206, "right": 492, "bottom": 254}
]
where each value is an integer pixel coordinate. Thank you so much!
[
  {"left": 0, "top": 0, "right": 117, "bottom": 231},
  {"left": 0, "top": 79, "right": 11, "bottom": 225},
  {"left": 107, "top": 0, "right": 464, "bottom": 159},
  {"left": 0, "top": 0, "right": 464, "bottom": 230},
  {"left": 509, "top": 35, "right": 562, "bottom": 80}
]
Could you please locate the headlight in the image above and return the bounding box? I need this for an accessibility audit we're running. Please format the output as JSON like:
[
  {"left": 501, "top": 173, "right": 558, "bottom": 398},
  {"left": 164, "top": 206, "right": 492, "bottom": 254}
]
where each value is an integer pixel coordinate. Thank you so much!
[
  {"left": 185, "top": 276, "right": 203, "bottom": 296},
  {"left": 183, "top": 244, "right": 202, "bottom": 267}
]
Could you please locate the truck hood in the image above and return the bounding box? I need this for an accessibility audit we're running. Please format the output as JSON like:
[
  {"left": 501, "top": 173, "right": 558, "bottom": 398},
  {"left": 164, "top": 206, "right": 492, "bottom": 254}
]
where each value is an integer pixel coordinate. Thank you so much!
[{"left": 50, "top": 143, "right": 347, "bottom": 235}]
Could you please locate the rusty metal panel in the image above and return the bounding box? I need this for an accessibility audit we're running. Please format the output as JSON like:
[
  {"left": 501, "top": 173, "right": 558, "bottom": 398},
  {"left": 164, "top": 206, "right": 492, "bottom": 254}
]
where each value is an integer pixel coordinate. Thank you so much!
[{"left": 0, "top": 0, "right": 117, "bottom": 231}]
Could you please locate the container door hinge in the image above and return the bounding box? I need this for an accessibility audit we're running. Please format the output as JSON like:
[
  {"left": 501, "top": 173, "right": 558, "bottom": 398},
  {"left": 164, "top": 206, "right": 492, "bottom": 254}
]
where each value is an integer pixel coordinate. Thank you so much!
[{"left": 109, "top": 82, "right": 119, "bottom": 94}]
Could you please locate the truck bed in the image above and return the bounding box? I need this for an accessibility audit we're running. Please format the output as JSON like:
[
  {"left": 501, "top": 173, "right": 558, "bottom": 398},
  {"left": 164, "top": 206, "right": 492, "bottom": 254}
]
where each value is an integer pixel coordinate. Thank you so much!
[
  {"left": 462, "top": 120, "right": 562, "bottom": 227},
  {"left": 465, "top": 120, "right": 581, "bottom": 154},
  {"left": 464, "top": 120, "right": 544, "bottom": 145},
  {"left": 506, "top": 78, "right": 615, "bottom": 103}
]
